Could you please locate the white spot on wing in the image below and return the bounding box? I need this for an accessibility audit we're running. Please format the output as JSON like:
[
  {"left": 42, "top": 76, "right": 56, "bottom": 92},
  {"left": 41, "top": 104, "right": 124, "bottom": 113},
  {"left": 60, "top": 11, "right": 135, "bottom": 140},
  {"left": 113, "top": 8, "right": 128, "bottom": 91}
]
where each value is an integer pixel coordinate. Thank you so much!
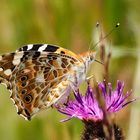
[
  {"left": 27, "top": 44, "right": 33, "bottom": 50},
  {"left": 4, "top": 69, "right": 12, "bottom": 76},
  {"left": 12, "top": 52, "right": 23, "bottom": 65},
  {"left": 0, "top": 56, "right": 2, "bottom": 61},
  {"left": 32, "top": 108, "right": 39, "bottom": 114},
  {"left": 35, "top": 73, "right": 45, "bottom": 83},
  {"left": 24, "top": 69, "right": 31, "bottom": 73},
  {"left": 38, "top": 44, "right": 47, "bottom": 52},
  {"left": 10, "top": 96, "right": 16, "bottom": 104},
  {"left": 0, "top": 67, "right": 3, "bottom": 71},
  {"left": 12, "top": 59, "right": 21, "bottom": 65},
  {"left": 20, "top": 114, "right": 28, "bottom": 121}
]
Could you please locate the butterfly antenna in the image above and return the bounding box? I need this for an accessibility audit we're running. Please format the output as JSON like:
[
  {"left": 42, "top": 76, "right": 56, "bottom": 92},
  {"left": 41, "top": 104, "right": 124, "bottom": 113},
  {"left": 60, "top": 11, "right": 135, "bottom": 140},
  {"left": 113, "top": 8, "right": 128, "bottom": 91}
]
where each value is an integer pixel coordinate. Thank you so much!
[
  {"left": 90, "top": 23, "right": 120, "bottom": 51},
  {"left": 94, "top": 59, "right": 104, "bottom": 65},
  {"left": 88, "top": 22, "right": 101, "bottom": 52}
]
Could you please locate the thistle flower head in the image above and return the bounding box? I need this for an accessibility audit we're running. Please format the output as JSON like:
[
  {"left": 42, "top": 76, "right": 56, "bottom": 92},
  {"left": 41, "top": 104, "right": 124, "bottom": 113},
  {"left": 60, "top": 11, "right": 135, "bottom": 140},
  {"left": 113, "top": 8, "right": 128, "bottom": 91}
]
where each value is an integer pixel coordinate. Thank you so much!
[
  {"left": 58, "top": 80, "right": 137, "bottom": 122},
  {"left": 58, "top": 84, "right": 103, "bottom": 121}
]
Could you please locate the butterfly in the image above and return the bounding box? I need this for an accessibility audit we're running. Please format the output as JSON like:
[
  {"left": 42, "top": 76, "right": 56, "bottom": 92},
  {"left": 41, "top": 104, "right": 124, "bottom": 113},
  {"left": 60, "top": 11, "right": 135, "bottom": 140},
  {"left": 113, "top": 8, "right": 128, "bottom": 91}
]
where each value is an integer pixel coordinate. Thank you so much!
[{"left": 0, "top": 44, "right": 96, "bottom": 120}]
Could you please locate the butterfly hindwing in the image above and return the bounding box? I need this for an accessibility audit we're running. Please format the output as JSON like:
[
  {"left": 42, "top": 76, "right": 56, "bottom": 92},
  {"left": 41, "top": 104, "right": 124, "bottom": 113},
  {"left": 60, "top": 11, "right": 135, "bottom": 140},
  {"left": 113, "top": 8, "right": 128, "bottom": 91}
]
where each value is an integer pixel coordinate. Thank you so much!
[{"left": 9, "top": 45, "right": 81, "bottom": 120}]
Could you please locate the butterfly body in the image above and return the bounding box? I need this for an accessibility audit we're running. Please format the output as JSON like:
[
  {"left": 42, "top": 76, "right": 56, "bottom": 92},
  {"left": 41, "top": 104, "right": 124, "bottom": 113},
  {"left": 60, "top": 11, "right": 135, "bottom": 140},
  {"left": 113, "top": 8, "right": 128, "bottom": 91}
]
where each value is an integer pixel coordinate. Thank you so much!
[{"left": 0, "top": 44, "right": 96, "bottom": 120}]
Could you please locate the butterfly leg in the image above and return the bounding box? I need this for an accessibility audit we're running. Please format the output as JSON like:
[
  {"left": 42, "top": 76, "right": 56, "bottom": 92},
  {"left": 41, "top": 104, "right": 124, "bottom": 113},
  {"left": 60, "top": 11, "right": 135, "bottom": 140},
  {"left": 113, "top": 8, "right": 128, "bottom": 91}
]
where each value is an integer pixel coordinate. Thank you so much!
[{"left": 86, "top": 74, "right": 94, "bottom": 82}]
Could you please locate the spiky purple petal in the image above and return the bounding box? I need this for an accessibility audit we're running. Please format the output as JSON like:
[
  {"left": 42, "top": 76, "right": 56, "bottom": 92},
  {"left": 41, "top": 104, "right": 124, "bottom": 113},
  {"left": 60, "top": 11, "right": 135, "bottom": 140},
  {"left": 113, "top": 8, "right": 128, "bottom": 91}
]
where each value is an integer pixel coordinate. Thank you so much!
[{"left": 98, "top": 80, "right": 136, "bottom": 113}]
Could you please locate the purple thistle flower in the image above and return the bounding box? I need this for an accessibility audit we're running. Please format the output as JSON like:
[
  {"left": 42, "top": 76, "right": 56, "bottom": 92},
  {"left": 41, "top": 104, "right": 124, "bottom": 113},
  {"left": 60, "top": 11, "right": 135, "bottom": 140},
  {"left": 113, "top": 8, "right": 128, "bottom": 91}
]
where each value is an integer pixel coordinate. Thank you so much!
[
  {"left": 57, "top": 80, "right": 137, "bottom": 122},
  {"left": 98, "top": 80, "right": 137, "bottom": 113},
  {"left": 58, "top": 84, "right": 103, "bottom": 122},
  {"left": 57, "top": 80, "right": 137, "bottom": 140}
]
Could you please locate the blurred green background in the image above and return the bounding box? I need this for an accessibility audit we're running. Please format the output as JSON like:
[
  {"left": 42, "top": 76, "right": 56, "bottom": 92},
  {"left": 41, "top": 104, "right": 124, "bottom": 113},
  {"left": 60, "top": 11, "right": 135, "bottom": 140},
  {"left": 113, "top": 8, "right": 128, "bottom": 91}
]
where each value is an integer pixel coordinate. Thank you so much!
[{"left": 0, "top": 0, "right": 140, "bottom": 140}]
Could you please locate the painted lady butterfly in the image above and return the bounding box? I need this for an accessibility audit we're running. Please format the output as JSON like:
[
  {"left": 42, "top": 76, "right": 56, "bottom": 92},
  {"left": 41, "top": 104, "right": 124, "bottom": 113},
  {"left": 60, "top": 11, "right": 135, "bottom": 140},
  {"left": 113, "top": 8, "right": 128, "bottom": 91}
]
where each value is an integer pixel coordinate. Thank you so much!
[{"left": 0, "top": 44, "right": 96, "bottom": 120}]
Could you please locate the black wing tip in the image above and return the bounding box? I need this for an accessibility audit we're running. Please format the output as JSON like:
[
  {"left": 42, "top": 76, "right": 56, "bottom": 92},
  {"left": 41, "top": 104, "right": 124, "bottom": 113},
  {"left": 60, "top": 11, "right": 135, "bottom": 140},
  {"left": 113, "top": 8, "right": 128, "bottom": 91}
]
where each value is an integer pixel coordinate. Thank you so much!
[{"left": 18, "top": 44, "right": 59, "bottom": 52}]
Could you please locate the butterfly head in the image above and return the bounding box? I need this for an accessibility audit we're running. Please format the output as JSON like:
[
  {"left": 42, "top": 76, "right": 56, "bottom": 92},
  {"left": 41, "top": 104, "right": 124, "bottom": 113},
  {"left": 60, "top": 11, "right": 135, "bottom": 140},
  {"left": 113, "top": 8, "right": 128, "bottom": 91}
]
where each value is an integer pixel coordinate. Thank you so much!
[{"left": 81, "top": 51, "right": 96, "bottom": 68}]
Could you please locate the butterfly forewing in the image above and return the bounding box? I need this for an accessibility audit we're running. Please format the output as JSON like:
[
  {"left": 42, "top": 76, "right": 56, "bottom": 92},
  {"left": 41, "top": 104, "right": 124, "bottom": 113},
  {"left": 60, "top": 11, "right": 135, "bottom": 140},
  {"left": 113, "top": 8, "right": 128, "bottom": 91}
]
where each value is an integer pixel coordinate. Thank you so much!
[
  {"left": 5, "top": 44, "right": 82, "bottom": 120},
  {"left": 0, "top": 44, "right": 95, "bottom": 120}
]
